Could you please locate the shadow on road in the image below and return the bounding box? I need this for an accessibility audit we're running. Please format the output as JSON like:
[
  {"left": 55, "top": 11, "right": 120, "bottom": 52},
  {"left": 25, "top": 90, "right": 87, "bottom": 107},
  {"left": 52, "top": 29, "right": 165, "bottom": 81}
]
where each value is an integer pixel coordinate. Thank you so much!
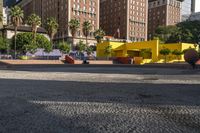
[
  {"left": 0, "top": 78, "right": 200, "bottom": 132},
  {"left": 3, "top": 66, "right": 200, "bottom": 75}
]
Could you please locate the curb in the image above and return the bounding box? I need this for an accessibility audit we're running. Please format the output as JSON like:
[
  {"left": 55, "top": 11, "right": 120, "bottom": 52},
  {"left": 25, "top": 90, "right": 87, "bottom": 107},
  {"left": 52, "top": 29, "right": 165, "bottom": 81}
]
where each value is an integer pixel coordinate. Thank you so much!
[{"left": 1, "top": 63, "right": 200, "bottom": 70}]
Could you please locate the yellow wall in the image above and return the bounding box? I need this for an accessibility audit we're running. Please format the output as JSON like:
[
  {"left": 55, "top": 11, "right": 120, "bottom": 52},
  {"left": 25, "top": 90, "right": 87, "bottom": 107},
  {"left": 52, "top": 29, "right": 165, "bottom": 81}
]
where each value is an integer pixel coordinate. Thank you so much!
[
  {"left": 125, "top": 40, "right": 159, "bottom": 62},
  {"left": 159, "top": 43, "right": 198, "bottom": 61},
  {"left": 96, "top": 41, "right": 125, "bottom": 57},
  {"left": 96, "top": 40, "right": 199, "bottom": 63}
]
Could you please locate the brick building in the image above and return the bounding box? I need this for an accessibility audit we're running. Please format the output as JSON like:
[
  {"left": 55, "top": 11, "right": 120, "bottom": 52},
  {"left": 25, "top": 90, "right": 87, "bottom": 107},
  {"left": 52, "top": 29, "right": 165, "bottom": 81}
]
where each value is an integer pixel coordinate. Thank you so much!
[
  {"left": 100, "top": 0, "right": 148, "bottom": 42},
  {"left": 148, "top": 0, "right": 181, "bottom": 39},
  {"left": 17, "top": 0, "right": 99, "bottom": 45}
]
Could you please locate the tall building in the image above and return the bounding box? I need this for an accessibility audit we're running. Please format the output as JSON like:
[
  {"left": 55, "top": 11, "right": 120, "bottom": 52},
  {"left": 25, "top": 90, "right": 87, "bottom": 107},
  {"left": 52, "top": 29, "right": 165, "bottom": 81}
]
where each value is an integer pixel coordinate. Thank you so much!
[
  {"left": 100, "top": 0, "right": 148, "bottom": 42},
  {"left": 181, "top": 0, "right": 192, "bottom": 15},
  {"left": 148, "top": 0, "right": 181, "bottom": 39},
  {"left": 17, "top": 0, "right": 42, "bottom": 21},
  {"left": 181, "top": 0, "right": 200, "bottom": 21},
  {"left": 17, "top": 0, "right": 99, "bottom": 45},
  {"left": 4, "top": 0, "right": 17, "bottom": 7},
  {"left": 181, "top": 0, "right": 192, "bottom": 21},
  {"left": 191, "top": 0, "right": 200, "bottom": 13}
]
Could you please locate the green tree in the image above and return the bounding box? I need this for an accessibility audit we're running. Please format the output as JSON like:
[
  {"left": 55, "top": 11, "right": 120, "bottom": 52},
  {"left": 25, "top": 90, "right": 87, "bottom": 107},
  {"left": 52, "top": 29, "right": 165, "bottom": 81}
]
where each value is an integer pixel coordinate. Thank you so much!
[
  {"left": 86, "top": 46, "right": 94, "bottom": 56},
  {"left": 9, "top": 6, "right": 24, "bottom": 59},
  {"left": 104, "top": 45, "right": 112, "bottom": 60},
  {"left": 58, "top": 42, "right": 71, "bottom": 54},
  {"left": 0, "top": 11, "right": 3, "bottom": 25},
  {"left": 159, "top": 48, "right": 171, "bottom": 63},
  {"left": 11, "top": 32, "right": 51, "bottom": 55},
  {"left": 76, "top": 40, "right": 86, "bottom": 53},
  {"left": 24, "top": 41, "right": 37, "bottom": 54},
  {"left": 35, "top": 34, "right": 52, "bottom": 53},
  {"left": 176, "top": 20, "right": 200, "bottom": 44},
  {"left": 27, "top": 13, "right": 41, "bottom": 41},
  {"left": 82, "top": 20, "right": 92, "bottom": 45},
  {"left": 94, "top": 28, "right": 105, "bottom": 43},
  {"left": 45, "top": 17, "right": 58, "bottom": 47},
  {"left": 155, "top": 25, "right": 178, "bottom": 43},
  {"left": 0, "top": 37, "right": 10, "bottom": 53},
  {"left": 68, "top": 18, "right": 80, "bottom": 50},
  {"left": 172, "top": 49, "right": 183, "bottom": 61}
]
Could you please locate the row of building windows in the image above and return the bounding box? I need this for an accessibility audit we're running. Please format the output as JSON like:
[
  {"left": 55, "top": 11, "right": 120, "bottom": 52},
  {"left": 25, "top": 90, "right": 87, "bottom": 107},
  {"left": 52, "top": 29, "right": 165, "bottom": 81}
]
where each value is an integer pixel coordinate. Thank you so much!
[
  {"left": 73, "top": 0, "right": 96, "bottom": 6},
  {"left": 130, "top": 37, "right": 145, "bottom": 42},
  {"left": 130, "top": 6, "right": 145, "bottom": 12},
  {"left": 73, "top": 4, "right": 96, "bottom": 13},
  {"left": 149, "top": 0, "right": 181, "bottom": 9},
  {"left": 72, "top": 10, "right": 96, "bottom": 18},
  {"left": 130, "top": 31, "right": 146, "bottom": 37}
]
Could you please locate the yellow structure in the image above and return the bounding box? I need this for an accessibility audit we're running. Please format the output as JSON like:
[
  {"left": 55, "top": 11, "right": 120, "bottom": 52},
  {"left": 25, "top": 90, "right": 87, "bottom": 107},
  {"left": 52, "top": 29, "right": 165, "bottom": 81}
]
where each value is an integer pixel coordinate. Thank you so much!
[{"left": 97, "top": 39, "right": 199, "bottom": 64}]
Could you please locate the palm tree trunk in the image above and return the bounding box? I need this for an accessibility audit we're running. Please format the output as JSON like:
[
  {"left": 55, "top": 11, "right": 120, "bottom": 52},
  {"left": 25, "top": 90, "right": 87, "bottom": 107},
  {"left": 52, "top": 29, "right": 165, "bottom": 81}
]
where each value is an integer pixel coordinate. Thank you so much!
[
  {"left": 72, "top": 36, "right": 74, "bottom": 51},
  {"left": 51, "top": 33, "right": 54, "bottom": 49},
  {"left": 86, "top": 36, "right": 88, "bottom": 46},
  {"left": 34, "top": 28, "right": 37, "bottom": 43},
  {"left": 14, "top": 26, "right": 18, "bottom": 59},
  {"left": 62, "top": 31, "right": 64, "bottom": 43}
]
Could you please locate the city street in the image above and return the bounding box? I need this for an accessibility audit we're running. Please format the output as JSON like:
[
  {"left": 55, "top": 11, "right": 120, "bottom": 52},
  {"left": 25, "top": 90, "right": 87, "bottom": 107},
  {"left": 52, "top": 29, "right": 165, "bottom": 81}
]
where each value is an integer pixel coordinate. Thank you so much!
[{"left": 0, "top": 66, "right": 200, "bottom": 133}]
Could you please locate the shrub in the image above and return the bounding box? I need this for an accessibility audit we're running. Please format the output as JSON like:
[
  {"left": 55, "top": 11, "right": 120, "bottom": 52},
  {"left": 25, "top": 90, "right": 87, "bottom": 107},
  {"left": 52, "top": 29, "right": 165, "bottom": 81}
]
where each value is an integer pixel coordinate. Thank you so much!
[
  {"left": 58, "top": 42, "right": 71, "bottom": 54},
  {"left": 159, "top": 48, "right": 171, "bottom": 63},
  {"left": 0, "top": 37, "right": 10, "bottom": 53},
  {"left": 172, "top": 49, "right": 183, "bottom": 61},
  {"left": 11, "top": 32, "right": 51, "bottom": 54}
]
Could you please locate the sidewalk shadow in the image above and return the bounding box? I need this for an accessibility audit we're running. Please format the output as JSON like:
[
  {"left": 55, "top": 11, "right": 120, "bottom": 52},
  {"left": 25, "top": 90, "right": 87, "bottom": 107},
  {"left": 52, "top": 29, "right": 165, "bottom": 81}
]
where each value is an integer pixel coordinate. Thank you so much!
[{"left": 0, "top": 78, "right": 200, "bottom": 132}]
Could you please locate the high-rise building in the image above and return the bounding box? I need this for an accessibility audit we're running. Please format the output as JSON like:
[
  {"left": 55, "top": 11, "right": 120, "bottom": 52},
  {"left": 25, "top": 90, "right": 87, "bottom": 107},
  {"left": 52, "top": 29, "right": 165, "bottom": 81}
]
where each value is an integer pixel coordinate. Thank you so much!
[
  {"left": 181, "top": 0, "right": 192, "bottom": 15},
  {"left": 191, "top": 0, "right": 200, "bottom": 13},
  {"left": 181, "top": 0, "right": 192, "bottom": 21},
  {"left": 17, "top": 0, "right": 99, "bottom": 45},
  {"left": 100, "top": 0, "right": 148, "bottom": 42},
  {"left": 148, "top": 0, "right": 181, "bottom": 39},
  {"left": 4, "top": 0, "right": 17, "bottom": 7},
  {"left": 17, "top": 0, "right": 42, "bottom": 21}
]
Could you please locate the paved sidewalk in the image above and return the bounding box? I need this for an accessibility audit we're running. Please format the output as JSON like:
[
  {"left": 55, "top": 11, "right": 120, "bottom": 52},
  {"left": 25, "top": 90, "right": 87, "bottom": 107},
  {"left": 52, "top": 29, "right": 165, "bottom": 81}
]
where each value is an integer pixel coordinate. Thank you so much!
[{"left": 0, "top": 67, "right": 200, "bottom": 133}]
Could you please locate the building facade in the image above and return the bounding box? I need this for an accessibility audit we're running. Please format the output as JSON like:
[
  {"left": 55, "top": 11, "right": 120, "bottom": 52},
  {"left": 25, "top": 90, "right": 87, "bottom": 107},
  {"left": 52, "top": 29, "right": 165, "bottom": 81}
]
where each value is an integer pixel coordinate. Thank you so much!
[
  {"left": 4, "top": 0, "right": 17, "bottom": 7},
  {"left": 181, "top": 0, "right": 192, "bottom": 21},
  {"left": 181, "top": 0, "right": 192, "bottom": 15},
  {"left": 191, "top": 0, "right": 200, "bottom": 13},
  {"left": 188, "top": 12, "right": 200, "bottom": 21},
  {"left": 17, "top": 0, "right": 99, "bottom": 45},
  {"left": 148, "top": 0, "right": 181, "bottom": 39},
  {"left": 100, "top": 0, "right": 148, "bottom": 42}
]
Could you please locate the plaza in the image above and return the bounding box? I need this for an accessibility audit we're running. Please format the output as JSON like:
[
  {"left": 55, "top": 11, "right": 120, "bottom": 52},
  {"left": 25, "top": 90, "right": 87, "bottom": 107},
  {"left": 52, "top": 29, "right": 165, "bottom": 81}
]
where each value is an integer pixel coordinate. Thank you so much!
[{"left": 0, "top": 66, "right": 200, "bottom": 132}]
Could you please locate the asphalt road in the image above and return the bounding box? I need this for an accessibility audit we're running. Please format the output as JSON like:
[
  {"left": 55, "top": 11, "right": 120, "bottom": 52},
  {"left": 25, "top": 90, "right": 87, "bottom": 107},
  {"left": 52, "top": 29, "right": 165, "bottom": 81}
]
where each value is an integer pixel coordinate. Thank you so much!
[{"left": 0, "top": 67, "right": 200, "bottom": 133}]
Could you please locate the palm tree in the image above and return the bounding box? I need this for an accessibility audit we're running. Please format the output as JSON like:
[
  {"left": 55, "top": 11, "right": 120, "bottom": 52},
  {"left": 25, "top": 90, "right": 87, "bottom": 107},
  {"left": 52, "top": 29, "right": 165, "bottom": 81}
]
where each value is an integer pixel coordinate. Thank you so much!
[
  {"left": 45, "top": 17, "right": 58, "bottom": 47},
  {"left": 94, "top": 28, "right": 105, "bottom": 43},
  {"left": 68, "top": 18, "right": 80, "bottom": 50},
  {"left": 27, "top": 13, "right": 41, "bottom": 41},
  {"left": 0, "top": 11, "right": 3, "bottom": 24},
  {"left": 10, "top": 6, "right": 24, "bottom": 59},
  {"left": 82, "top": 20, "right": 92, "bottom": 45},
  {"left": 0, "top": 11, "right": 3, "bottom": 37}
]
